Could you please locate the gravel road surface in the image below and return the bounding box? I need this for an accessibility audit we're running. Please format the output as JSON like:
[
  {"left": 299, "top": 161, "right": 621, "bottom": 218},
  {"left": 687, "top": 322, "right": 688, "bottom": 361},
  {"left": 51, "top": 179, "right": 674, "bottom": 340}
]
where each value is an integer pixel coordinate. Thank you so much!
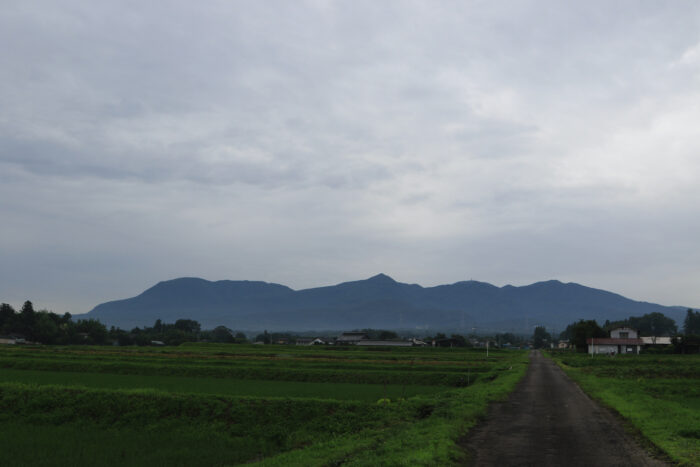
[{"left": 464, "top": 350, "right": 667, "bottom": 466}]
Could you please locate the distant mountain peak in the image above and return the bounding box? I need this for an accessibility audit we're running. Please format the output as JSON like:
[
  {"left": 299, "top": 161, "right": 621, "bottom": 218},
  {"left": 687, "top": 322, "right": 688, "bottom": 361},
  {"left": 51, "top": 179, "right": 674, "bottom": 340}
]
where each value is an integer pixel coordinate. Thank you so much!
[
  {"left": 366, "top": 273, "right": 396, "bottom": 284},
  {"left": 86, "top": 274, "right": 686, "bottom": 332}
]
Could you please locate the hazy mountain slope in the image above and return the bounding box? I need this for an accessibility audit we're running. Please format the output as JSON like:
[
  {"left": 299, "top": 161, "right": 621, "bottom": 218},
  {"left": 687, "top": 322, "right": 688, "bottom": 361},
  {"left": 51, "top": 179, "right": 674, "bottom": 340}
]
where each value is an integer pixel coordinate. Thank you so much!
[{"left": 85, "top": 274, "right": 686, "bottom": 332}]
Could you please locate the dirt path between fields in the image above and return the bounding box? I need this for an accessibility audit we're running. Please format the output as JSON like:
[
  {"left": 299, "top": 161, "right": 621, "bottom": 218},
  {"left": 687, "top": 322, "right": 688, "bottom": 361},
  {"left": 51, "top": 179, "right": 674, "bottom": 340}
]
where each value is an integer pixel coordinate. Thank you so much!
[{"left": 463, "top": 350, "right": 668, "bottom": 466}]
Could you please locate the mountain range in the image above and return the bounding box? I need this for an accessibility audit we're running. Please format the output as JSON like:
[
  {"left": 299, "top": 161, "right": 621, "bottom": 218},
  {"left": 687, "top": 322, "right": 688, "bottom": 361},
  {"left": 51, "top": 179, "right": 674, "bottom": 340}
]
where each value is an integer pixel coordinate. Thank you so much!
[{"left": 84, "top": 274, "right": 687, "bottom": 333}]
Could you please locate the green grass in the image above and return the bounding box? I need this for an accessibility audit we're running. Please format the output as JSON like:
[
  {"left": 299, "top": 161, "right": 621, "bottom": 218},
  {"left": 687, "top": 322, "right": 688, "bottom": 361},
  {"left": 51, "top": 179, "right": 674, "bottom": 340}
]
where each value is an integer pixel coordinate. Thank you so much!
[
  {"left": 550, "top": 352, "right": 700, "bottom": 466},
  {"left": 0, "top": 421, "right": 262, "bottom": 467}
]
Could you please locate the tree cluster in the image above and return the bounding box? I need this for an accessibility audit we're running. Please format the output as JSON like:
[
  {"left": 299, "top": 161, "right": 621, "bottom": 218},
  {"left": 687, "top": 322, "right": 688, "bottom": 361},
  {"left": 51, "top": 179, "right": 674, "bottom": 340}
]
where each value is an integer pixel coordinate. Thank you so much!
[
  {"left": 1, "top": 301, "right": 109, "bottom": 344},
  {"left": 673, "top": 309, "right": 700, "bottom": 353},
  {"left": 0, "top": 301, "right": 249, "bottom": 346},
  {"left": 559, "top": 320, "right": 607, "bottom": 352},
  {"left": 532, "top": 326, "right": 552, "bottom": 349},
  {"left": 603, "top": 312, "right": 677, "bottom": 336}
]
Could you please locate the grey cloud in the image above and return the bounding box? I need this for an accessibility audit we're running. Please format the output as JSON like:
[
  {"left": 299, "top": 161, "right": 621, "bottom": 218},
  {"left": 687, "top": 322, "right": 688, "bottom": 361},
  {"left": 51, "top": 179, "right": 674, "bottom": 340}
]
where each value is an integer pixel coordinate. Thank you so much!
[{"left": 2, "top": 1, "right": 700, "bottom": 313}]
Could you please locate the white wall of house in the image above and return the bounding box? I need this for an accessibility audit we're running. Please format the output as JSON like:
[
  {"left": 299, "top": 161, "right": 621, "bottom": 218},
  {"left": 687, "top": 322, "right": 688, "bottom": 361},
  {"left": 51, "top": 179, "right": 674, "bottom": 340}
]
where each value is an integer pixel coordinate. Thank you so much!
[
  {"left": 589, "top": 343, "right": 641, "bottom": 355},
  {"left": 610, "top": 327, "right": 638, "bottom": 338},
  {"left": 588, "top": 344, "right": 618, "bottom": 355}
]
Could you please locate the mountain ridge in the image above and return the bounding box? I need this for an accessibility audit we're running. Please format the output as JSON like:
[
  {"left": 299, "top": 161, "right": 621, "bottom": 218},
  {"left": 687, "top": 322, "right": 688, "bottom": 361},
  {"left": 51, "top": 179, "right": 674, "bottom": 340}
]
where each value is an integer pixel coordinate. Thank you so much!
[{"left": 86, "top": 274, "right": 688, "bottom": 332}]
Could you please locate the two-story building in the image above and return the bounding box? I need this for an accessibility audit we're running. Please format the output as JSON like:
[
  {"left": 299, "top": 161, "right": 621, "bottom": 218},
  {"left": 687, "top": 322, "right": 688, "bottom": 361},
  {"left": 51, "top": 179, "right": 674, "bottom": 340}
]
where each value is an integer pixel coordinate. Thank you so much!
[{"left": 587, "top": 327, "right": 643, "bottom": 355}]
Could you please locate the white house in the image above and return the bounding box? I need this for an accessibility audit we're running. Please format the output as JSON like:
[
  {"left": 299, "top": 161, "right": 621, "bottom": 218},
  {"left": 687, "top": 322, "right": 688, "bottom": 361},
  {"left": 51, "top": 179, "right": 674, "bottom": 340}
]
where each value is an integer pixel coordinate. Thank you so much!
[{"left": 587, "top": 327, "right": 642, "bottom": 355}]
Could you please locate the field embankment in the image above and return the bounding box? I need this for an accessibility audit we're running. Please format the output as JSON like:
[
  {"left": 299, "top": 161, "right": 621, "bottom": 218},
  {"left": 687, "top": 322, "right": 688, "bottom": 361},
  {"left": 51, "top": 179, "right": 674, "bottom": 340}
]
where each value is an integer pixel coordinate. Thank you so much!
[
  {"left": 0, "top": 344, "right": 528, "bottom": 466},
  {"left": 550, "top": 352, "right": 700, "bottom": 466}
]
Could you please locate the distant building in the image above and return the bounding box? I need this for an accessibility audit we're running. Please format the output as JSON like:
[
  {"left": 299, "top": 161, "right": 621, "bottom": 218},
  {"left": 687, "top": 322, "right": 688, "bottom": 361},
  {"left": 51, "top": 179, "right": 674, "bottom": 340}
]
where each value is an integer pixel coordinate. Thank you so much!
[
  {"left": 296, "top": 337, "right": 326, "bottom": 346},
  {"left": 356, "top": 340, "right": 413, "bottom": 347},
  {"left": 432, "top": 337, "right": 465, "bottom": 348},
  {"left": 587, "top": 327, "right": 642, "bottom": 355},
  {"left": 335, "top": 332, "right": 369, "bottom": 344},
  {"left": 557, "top": 339, "right": 570, "bottom": 349}
]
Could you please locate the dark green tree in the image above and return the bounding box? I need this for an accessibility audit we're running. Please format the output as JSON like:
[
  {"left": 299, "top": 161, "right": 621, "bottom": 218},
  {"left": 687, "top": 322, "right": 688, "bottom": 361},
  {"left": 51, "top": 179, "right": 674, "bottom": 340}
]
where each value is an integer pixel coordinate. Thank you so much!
[
  {"left": 211, "top": 326, "right": 235, "bottom": 343},
  {"left": 532, "top": 326, "right": 551, "bottom": 349},
  {"left": 174, "top": 319, "right": 201, "bottom": 334},
  {"left": 75, "top": 319, "right": 109, "bottom": 344},
  {"left": 33, "top": 312, "right": 60, "bottom": 344},
  {"left": 0, "top": 303, "right": 16, "bottom": 330},
  {"left": 562, "top": 320, "right": 606, "bottom": 352},
  {"left": 627, "top": 312, "right": 677, "bottom": 336},
  {"left": 255, "top": 330, "right": 271, "bottom": 344},
  {"left": 684, "top": 309, "right": 700, "bottom": 335},
  {"left": 378, "top": 330, "right": 398, "bottom": 340},
  {"left": 18, "top": 301, "right": 36, "bottom": 339}
]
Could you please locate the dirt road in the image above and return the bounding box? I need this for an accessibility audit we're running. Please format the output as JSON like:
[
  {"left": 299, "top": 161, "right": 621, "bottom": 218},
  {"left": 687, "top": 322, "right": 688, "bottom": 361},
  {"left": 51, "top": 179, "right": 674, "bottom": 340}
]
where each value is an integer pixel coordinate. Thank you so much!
[{"left": 464, "top": 351, "right": 667, "bottom": 466}]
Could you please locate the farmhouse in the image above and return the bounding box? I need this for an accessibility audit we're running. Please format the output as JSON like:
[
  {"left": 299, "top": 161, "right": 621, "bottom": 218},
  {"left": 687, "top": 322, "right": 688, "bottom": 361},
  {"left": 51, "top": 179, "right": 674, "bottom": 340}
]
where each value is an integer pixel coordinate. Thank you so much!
[
  {"left": 587, "top": 327, "right": 642, "bottom": 355},
  {"left": 0, "top": 335, "right": 26, "bottom": 345}
]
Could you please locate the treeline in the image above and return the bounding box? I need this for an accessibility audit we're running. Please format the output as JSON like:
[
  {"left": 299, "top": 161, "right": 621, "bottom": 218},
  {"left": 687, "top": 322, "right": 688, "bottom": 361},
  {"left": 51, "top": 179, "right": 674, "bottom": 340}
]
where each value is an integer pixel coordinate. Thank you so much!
[
  {"left": 559, "top": 309, "right": 700, "bottom": 353},
  {"left": 0, "top": 301, "right": 247, "bottom": 346}
]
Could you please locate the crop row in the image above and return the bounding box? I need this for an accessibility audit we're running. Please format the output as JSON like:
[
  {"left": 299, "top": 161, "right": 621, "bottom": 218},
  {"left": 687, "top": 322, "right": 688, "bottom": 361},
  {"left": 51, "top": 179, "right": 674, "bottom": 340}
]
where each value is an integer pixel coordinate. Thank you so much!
[
  {"left": 0, "top": 349, "right": 492, "bottom": 374},
  {"left": 0, "top": 343, "right": 512, "bottom": 363},
  {"left": 0, "top": 356, "right": 484, "bottom": 386}
]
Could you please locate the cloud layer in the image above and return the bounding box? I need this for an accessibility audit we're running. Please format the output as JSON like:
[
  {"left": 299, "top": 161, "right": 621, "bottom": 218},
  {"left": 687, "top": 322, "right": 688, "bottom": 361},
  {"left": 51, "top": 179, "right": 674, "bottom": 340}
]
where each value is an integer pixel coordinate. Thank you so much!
[{"left": 2, "top": 1, "right": 700, "bottom": 313}]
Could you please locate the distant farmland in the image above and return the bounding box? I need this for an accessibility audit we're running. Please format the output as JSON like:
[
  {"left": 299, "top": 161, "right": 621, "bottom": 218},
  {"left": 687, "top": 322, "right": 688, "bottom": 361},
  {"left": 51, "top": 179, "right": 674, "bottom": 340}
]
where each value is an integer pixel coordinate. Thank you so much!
[{"left": 0, "top": 343, "right": 527, "bottom": 466}]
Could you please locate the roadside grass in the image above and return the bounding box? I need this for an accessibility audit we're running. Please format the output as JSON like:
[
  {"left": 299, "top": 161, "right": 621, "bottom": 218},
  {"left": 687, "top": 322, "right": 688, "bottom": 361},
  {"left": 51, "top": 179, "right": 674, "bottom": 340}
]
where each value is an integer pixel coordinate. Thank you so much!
[{"left": 551, "top": 352, "right": 700, "bottom": 466}]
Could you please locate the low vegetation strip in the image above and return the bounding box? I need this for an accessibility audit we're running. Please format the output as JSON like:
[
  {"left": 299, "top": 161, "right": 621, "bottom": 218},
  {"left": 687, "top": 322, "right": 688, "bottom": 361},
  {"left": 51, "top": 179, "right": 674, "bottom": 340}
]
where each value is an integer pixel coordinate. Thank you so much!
[
  {"left": 0, "top": 368, "right": 444, "bottom": 401},
  {"left": 0, "top": 345, "right": 507, "bottom": 387},
  {"left": 0, "top": 356, "right": 478, "bottom": 386},
  {"left": 550, "top": 353, "right": 700, "bottom": 466}
]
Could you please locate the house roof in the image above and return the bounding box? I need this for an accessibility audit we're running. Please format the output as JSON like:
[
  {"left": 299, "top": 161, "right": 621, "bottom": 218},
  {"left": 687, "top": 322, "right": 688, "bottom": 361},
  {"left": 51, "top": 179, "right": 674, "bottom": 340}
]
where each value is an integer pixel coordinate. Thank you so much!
[{"left": 586, "top": 338, "right": 643, "bottom": 345}]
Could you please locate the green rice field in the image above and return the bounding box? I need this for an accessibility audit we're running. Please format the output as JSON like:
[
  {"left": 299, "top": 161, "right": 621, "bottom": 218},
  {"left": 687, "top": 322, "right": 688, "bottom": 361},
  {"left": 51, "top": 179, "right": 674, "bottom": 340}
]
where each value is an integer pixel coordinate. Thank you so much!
[{"left": 0, "top": 343, "right": 528, "bottom": 466}]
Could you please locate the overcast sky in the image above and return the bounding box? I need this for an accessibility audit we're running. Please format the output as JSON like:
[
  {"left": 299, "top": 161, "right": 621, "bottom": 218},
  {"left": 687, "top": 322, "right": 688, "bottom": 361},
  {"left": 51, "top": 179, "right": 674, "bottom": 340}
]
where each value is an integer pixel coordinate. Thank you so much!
[{"left": 2, "top": 1, "right": 700, "bottom": 314}]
